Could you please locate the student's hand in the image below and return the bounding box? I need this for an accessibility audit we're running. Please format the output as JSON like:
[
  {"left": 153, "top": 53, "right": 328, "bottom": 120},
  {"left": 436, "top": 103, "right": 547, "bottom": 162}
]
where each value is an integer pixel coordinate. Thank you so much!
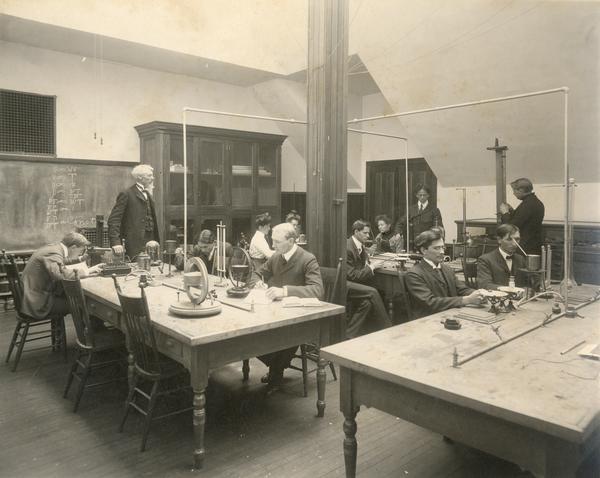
[
  {"left": 499, "top": 203, "right": 511, "bottom": 214},
  {"left": 369, "top": 259, "right": 384, "bottom": 270},
  {"left": 88, "top": 264, "right": 105, "bottom": 276},
  {"left": 265, "top": 287, "right": 284, "bottom": 300},
  {"left": 253, "top": 280, "right": 267, "bottom": 290},
  {"left": 112, "top": 245, "right": 124, "bottom": 255},
  {"left": 462, "top": 289, "right": 485, "bottom": 306}
]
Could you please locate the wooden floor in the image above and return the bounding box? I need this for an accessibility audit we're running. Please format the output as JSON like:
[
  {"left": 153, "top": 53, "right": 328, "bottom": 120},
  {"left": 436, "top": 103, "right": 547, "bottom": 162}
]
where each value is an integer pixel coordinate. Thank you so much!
[{"left": 0, "top": 306, "right": 597, "bottom": 478}]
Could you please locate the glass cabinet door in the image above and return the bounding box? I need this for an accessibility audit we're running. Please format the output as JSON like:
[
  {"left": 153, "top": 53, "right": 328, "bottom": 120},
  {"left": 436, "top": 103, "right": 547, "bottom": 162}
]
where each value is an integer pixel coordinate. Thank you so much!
[
  {"left": 230, "top": 141, "right": 253, "bottom": 208},
  {"left": 198, "top": 140, "right": 226, "bottom": 206},
  {"left": 169, "top": 135, "right": 194, "bottom": 206},
  {"left": 257, "top": 143, "right": 278, "bottom": 206}
]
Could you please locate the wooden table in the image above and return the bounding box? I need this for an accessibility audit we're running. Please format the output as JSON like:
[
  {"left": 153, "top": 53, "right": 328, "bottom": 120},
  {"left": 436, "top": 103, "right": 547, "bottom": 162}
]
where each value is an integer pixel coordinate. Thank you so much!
[
  {"left": 80, "top": 272, "right": 345, "bottom": 469},
  {"left": 321, "top": 287, "right": 600, "bottom": 477}
]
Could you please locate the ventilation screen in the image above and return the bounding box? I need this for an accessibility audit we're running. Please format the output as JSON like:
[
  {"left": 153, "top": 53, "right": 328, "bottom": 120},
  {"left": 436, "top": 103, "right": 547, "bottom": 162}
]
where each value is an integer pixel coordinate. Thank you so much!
[{"left": 0, "top": 89, "right": 55, "bottom": 155}]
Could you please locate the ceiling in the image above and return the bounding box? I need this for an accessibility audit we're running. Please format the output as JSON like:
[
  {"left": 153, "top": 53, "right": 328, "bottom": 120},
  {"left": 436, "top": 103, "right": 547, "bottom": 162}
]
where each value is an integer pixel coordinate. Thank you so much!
[{"left": 1, "top": 0, "right": 598, "bottom": 185}]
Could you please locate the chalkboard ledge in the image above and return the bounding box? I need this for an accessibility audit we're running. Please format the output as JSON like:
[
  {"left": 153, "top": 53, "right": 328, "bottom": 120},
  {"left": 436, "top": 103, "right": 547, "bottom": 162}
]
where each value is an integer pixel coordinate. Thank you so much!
[{"left": 0, "top": 153, "right": 137, "bottom": 167}]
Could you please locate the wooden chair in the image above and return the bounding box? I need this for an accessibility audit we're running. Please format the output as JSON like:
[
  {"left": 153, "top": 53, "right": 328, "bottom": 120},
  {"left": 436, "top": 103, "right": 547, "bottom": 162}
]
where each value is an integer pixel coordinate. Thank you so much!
[
  {"left": 113, "top": 277, "right": 192, "bottom": 452},
  {"left": 396, "top": 271, "right": 415, "bottom": 323},
  {"left": 4, "top": 256, "right": 67, "bottom": 372},
  {"left": 288, "top": 258, "right": 343, "bottom": 397},
  {"left": 62, "top": 275, "right": 126, "bottom": 412},
  {"left": 461, "top": 257, "right": 478, "bottom": 289},
  {"left": 242, "top": 258, "right": 343, "bottom": 397}
]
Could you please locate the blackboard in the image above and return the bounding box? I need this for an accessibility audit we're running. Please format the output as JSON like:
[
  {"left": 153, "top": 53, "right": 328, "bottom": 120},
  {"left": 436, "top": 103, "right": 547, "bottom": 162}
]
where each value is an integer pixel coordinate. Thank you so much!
[{"left": 0, "top": 159, "right": 133, "bottom": 250}]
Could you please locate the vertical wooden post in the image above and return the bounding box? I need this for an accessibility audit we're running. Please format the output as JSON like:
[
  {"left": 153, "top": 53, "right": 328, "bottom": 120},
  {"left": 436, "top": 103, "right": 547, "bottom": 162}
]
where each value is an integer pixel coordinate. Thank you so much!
[
  {"left": 487, "top": 138, "right": 508, "bottom": 223},
  {"left": 306, "top": 0, "right": 349, "bottom": 278}
]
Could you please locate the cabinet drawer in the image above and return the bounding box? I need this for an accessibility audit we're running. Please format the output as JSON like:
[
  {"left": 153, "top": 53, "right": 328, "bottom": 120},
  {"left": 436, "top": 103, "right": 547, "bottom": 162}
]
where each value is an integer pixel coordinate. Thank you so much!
[
  {"left": 87, "top": 299, "right": 120, "bottom": 326},
  {"left": 156, "top": 332, "right": 183, "bottom": 360}
]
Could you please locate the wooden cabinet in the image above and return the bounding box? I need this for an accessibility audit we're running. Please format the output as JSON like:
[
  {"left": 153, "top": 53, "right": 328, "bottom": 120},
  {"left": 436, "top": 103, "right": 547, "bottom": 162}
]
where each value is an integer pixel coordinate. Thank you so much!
[
  {"left": 135, "top": 122, "right": 286, "bottom": 245},
  {"left": 455, "top": 219, "right": 600, "bottom": 284}
]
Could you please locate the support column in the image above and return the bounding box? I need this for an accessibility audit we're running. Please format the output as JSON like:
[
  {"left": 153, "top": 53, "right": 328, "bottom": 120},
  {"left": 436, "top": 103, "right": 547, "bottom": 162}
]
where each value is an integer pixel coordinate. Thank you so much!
[{"left": 306, "top": 0, "right": 349, "bottom": 277}]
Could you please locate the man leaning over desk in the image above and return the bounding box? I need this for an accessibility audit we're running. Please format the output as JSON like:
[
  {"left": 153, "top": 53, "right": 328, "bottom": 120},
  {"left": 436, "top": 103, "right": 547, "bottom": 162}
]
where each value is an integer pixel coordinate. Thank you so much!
[
  {"left": 253, "top": 222, "right": 324, "bottom": 388},
  {"left": 406, "top": 229, "right": 484, "bottom": 319}
]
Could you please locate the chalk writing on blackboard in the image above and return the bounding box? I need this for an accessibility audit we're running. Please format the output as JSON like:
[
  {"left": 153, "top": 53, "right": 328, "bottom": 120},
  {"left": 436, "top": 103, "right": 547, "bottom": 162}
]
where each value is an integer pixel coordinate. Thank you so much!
[{"left": 45, "top": 166, "right": 93, "bottom": 231}]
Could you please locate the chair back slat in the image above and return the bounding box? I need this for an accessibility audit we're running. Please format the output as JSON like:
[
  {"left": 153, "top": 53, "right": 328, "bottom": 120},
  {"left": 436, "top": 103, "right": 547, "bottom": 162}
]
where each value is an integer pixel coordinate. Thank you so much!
[
  {"left": 397, "top": 271, "right": 415, "bottom": 322},
  {"left": 321, "top": 258, "right": 343, "bottom": 305},
  {"left": 5, "top": 256, "right": 24, "bottom": 312},
  {"left": 461, "top": 257, "right": 478, "bottom": 289},
  {"left": 115, "top": 285, "right": 161, "bottom": 377},
  {"left": 62, "top": 275, "right": 95, "bottom": 349}
]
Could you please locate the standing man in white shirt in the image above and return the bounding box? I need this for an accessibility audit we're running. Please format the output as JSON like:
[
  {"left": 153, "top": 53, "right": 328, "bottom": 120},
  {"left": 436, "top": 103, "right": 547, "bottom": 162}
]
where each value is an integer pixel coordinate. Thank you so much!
[{"left": 249, "top": 212, "right": 274, "bottom": 272}]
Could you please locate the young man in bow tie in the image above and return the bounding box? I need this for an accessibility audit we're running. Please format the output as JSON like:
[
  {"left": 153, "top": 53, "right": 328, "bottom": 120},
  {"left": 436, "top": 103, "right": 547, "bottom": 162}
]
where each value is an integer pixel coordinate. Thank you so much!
[
  {"left": 477, "top": 224, "right": 526, "bottom": 290},
  {"left": 406, "top": 229, "right": 484, "bottom": 319},
  {"left": 108, "top": 164, "right": 159, "bottom": 260}
]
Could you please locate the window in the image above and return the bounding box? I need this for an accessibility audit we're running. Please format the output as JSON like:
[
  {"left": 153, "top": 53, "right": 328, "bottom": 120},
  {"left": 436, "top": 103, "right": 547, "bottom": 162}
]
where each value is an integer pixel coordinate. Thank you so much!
[{"left": 0, "top": 89, "right": 56, "bottom": 156}]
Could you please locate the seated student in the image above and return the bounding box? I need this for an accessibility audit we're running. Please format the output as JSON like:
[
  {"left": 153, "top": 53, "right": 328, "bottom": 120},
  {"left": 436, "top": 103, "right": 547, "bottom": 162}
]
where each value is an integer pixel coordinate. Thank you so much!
[
  {"left": 21, "top": 232, "right": 102, "bottom": 320},
  {"left": 285, "top": 210, "right": 302, "bottom": 236},
  {"left": 477, "top": 224, "right": 526, "bottom": 290},
  {"left": 249, "top": 212, "right": 274, "bottom": 272},
  {"left": 346, "top": 219, "right": 393, "bottom": 338},
  {"left": 253, "top": 223, "right": 323, "bottom": 387},
  {"left": 193, "top": 229, "right": 233, "bottom": 273},
  {"left": 405, "top": 229, "right": 484, "bottom": 319},
  {"left": 372, "top": 214, "right": 404, "bottom": 253}
]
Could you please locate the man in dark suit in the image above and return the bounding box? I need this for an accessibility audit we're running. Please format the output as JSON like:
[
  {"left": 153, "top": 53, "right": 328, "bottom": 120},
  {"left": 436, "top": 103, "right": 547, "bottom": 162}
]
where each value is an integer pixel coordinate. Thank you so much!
[
  {"left": 406, "top": 229, "right": 484, "bottom": 319},
  {"left": 477, "top": 224, "right": 527, "bottom": 290},
  {"left": 21, "top": 232, "right": 100, "bottom": 319},
  {"left": 346, "top": 219, "right": 392, "bottom": 338},
  {"left": 396, "top": 185, "right": 443, "bottom": 251},
  {"left": 108, "top": 164, "right": 160, "bottom": 260},
  {"left": 254, "top": 222, "right": 324, "bottom": 386},
  {"left": 500, "top": 178, "right": 545, "bottom": 255}
]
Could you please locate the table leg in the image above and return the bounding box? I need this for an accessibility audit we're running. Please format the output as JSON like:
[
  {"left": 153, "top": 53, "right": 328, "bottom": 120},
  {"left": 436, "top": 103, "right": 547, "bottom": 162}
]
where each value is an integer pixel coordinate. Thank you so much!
[
  {"left": 316, "top": 356, "right": 327, "bottom": 417},
  {"left": 192, "top": 388, "right": 206, "bottom": 470},
  {"left": 343, "top": 408, "right": 359, "bottom": 478}
]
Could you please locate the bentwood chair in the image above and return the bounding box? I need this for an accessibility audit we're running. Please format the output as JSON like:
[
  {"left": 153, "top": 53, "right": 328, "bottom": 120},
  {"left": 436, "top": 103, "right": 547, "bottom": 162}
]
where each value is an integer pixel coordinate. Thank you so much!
[
  {"left": 113, "top": 277, "right": 192, "bottom": 452},
  {"left": 62, "top": 275, "right": 126, "bottom": 412},
  {"left": 4, "top": 256, "right": 67, "bottom": 372},
  {"left": 288, "top": 258, "right": 343, "bottom": 397}
]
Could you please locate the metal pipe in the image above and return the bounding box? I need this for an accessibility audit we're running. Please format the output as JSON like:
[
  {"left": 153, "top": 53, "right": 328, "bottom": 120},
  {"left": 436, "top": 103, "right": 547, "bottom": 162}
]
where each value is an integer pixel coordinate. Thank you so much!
[
  {"left": 348, "top": 87, "right": 569, "bottom": 124},
  {"left": 183, "top": 111, "right": 188, "bottom": 270},
  {"left": 456, "top": 293, "right": 595, "bottom": 367},
  {"left": 563, "top": 90, "right": 570, "bottom": 309},
  {"left": 183, "top": 107, "right": 307, "bottom": 125}
]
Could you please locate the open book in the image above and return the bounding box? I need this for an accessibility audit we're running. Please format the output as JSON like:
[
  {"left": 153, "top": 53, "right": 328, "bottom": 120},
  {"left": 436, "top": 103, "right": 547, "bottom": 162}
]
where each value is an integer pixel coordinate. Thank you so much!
[{"left": 281, "top": 296, "right": 322, "bottom": 308}]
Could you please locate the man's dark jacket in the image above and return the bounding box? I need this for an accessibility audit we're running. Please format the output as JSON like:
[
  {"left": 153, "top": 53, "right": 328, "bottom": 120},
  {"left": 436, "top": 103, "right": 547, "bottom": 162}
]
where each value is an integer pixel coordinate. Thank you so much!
[
  {"left": 405, "top": 260, "right": 474, "bottom": 319},
  {"left": 108, "top": 185, "right": 159, "bottom": 259},
  {"left": 501, "top": 193, "right": 545, "bottom": 254},
  {"left": 477, "top": 248, "right": 526, "bottom": 290}
]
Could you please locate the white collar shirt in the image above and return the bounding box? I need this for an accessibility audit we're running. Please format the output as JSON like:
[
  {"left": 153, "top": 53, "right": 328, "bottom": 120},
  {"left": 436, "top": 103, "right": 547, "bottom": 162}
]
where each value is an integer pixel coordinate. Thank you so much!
[
  {"left": 60, "top": 242, "right": 69, "bottom": 258},
  {"left": 283, "top": 244, "right": 298, "bottom": 262},
  {"left": 424, "top": 257, "right": 442, "bottom": 270},
  {"left": 418, "top": 201, "right": 428, "bottom": 212},
  {"left": 249, "top": 230, "right": 274, "bottom": 259},
  {"left": 352, "top": 236, "right": 363, "bottom": 254},
  {"left": 499, "top": 248, "right": 513, "bottom": 270},
  {"left": 136, "top": 182, "right": 148, "bottom": 200}
]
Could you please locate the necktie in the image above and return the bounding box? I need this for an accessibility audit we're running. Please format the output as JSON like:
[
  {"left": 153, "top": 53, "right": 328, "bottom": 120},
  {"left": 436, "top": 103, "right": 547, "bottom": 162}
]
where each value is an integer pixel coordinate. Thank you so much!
[{"left": 506, "top": 255, "right": 513, "bottom": 260}]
